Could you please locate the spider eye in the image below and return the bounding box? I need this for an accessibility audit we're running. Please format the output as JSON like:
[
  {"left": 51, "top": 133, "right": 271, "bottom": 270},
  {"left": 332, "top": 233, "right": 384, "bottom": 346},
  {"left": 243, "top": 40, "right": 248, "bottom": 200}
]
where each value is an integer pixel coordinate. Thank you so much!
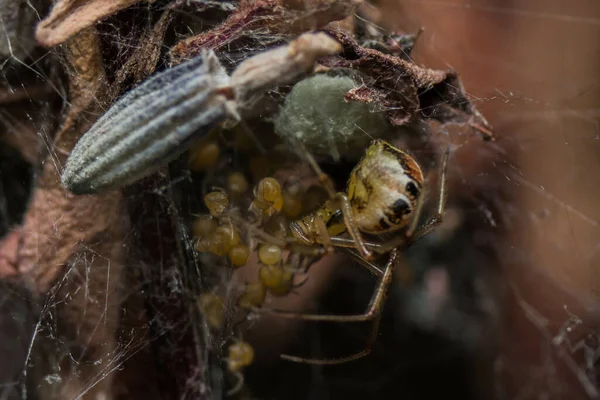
[
  {"left": 390, "top": 198, "right": 411, "bottom": 218},
  {"left": 405, "top": 181, "right": 420, "bottom": 199}
]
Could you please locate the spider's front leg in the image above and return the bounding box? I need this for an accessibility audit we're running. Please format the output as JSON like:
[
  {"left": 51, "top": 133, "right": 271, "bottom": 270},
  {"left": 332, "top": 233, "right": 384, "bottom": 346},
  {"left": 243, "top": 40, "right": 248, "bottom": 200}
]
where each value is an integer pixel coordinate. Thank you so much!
[
  {"left": 253, "top": 249, "right": 399, "bottom": 364},
  {"left": 331, "top": 192, "right": 374, "bottom": 260},
  {"left": 406, "top": 146, "right": 450, "bottom": 243}
]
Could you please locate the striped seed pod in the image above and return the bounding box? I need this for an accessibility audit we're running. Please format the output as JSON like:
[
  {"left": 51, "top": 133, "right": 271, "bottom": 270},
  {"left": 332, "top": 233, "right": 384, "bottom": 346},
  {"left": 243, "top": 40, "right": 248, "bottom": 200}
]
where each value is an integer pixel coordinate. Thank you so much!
[
  {"left": 61, "top": 32, "right": 342, "bottom": 195},
  {"left": 61, "top": 49, "right": 236, "bottom": 194}
]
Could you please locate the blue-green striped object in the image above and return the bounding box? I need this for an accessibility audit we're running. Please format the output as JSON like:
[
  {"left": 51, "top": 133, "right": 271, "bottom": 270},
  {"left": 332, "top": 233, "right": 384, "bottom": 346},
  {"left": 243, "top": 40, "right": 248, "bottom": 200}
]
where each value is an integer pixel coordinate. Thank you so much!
[
  {"left": 61, "top": 50, "right": 235, "bottom": 194},
  {"left": 61, "top": 32, "right": 342, "bottom": 195}
]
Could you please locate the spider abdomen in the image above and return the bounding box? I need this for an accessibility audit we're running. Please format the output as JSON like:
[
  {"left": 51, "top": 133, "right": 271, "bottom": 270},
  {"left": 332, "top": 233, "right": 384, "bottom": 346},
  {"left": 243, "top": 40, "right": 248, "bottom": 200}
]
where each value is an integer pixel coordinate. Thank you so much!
[{"left": 348, "top": 140, "right": 423, "bottom": 234}]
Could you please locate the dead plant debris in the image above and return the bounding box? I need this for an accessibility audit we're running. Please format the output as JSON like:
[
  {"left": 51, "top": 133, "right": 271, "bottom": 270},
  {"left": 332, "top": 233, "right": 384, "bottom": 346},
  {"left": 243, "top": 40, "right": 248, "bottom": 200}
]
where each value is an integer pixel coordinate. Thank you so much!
[{"left": 35, "top": 0, "right": 148, "bottom": 47}]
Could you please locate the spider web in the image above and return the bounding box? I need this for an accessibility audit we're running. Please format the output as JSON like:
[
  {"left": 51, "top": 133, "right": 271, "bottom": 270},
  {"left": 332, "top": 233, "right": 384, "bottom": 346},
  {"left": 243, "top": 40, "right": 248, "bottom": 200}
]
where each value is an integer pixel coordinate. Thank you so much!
[{"left": 1, "top": 0, "right": 600, "bottom": 399}]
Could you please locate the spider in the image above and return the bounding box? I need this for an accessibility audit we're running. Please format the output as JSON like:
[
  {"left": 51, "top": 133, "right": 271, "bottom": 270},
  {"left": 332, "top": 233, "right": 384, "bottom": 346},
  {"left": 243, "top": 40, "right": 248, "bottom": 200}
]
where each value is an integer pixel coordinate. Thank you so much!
[{"left": 254, "top": 138, "right": 450, "bottom": 364}]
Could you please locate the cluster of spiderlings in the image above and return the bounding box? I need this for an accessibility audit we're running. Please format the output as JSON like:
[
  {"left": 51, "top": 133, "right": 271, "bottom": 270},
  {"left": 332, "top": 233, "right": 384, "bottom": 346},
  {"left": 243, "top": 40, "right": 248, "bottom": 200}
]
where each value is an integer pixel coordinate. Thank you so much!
[
  {"left": 186, "top": 120, "right": 339, "bottom": 385},
  {"left": 194, "top": 176, "right": 329, "bottom": 312},
  {"left": 238, "top": 243, "right": 297, "bottom": 312},
  {"left": 192, "top": 147, "right": 331, "bottom": 311},
  {"left": 249, "top": 177, "right": 283, "bottom": 218},
  {"left": 193, "top": 211, "right": 250, "bottom": 267}
]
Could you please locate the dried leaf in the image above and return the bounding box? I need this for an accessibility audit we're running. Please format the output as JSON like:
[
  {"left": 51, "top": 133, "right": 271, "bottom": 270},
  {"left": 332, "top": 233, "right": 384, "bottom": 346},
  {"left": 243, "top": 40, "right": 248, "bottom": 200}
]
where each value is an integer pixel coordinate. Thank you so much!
[
  {"left": 0, "top": 27, "right": 114, "bottom": 292},
  {"left": 108, "top": 8, "right": 173, "bottom": 99},
  {"left": 0, "top": 27, "right": 127, "bottom": 400},
  {"left": 1, "top": 188, "right": 123, "bottom": 291},
  {"left": 170, "top": 0, "right": 358, "bottom": 64},
  {"left": 321, "top": 28, "right": 494, "bottom": 139},
  {"left": 35, "top": 0, "right": 147, "bottom": 47},
  {"left": 28, "top": 188, "right": 124, "bottom": 400}
]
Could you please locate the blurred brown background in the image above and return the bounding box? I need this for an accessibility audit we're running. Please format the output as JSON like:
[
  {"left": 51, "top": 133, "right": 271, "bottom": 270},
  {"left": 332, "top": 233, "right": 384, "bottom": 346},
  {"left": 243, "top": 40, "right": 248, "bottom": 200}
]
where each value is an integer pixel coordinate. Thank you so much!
[
  {"left": 390, "top": 0, "right": 600, "bottom": 301},
  {"left": 387, "top": 0, "right": 600, "bottom": 397}
]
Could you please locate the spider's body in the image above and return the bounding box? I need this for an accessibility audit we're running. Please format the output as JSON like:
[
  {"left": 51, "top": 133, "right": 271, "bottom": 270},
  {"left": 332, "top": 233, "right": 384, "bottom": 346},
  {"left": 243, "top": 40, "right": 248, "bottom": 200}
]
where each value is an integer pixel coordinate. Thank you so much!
[
  {"left": 289, "top": 139, "right": 425, "bottom": 251},
  {"left": 348, "top": 140, "right": 423, "bottom": 234},
  {"left": 257, "top": 138, "right": 449, "bottom": 365}
]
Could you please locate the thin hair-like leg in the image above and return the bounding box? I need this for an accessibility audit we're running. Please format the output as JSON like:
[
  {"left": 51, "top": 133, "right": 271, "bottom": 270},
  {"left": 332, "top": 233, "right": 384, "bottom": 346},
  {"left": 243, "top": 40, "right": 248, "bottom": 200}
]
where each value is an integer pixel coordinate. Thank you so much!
[
  {"left": 226, "top": 371, "right": 245, "bottom": 397},
  {"left": 256, "top": 250, "right": 398, "bottom": 364},
  {"left": 333, "top": 192, "right": 373, "bottom": 259},
  {"left": 289, "top": 136, "right": 373, "bottom": 259},
  {"left": 291, "top": 135, "right": 336, "bottom": 197},
  {"left": 409, "top": 146, "right": 449, "bottom": 242}
]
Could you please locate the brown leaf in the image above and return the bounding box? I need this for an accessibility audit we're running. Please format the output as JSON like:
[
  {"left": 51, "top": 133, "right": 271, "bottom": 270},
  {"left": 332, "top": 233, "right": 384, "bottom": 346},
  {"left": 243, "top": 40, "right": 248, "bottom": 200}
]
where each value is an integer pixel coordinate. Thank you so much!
[
  {"left": 35, "top": 0, "right": 146, "bottom": 47},
  {"left": 170, "top": 0, "right": 359, "bottom": 65},
  {"left": 0, "top": 27, "right": 116, "bottom": 293},
  {"left": 2, "top": 27, "right": 127, "bottom": 400},
  {"left": 50, "top": 25, "right": 106, "bottom": 164},
  {"left": 108, "top": 8, "right": 173, "bottom": 100},
  {"left": 2, "top": 188, "right": 123, "bottom": 292},
  {"left": 321, "top": 28, "right": 494, "bottom": 139}
]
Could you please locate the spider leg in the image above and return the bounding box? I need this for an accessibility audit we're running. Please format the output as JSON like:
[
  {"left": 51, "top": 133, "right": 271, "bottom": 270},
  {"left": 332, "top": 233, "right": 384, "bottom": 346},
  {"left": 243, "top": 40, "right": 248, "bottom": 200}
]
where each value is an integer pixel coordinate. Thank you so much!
[
  {"left": 314, "top": 213, "right": 334, "bottom": 254},
  {"left": 291, "top": 136, "right": 336, "bottom": 198},
  {"left": 279, "top": 310, "right": 383, "bottom": 364},
  {"left": 288, "top": 135, "right": 374, "bottom": 259},
  {"left": 226, "top": 371, "right": 245, "bottom": 397},
  {"left": 332, "top": 193, "right": 373, "bottom": 259},
  {"left": 408, "top": 146, "right": 449, "bottom": 242},
  {"left": 344, "top": 248, "right": 384, "bottom": 277},
  {"left": 255, "top": 250, "right": 398, "bottom": 364},
  {"left": 328, "top": 236, "right": 386, "bottom": 254}
]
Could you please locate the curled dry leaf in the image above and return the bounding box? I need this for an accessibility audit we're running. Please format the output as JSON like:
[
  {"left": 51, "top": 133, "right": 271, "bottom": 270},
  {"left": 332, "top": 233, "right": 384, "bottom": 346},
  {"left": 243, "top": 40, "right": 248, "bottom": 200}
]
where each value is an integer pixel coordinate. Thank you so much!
[
  {"left": 321, "top": 29, "right": 494, "bottom": 139},
  {"left": 0, "top": 27, "right": 127, "bottom": 400},
  {"left": 35, "top": 0, "right": 147, "bottom": 47},
  {"left": 169, "top": 1, "right": 491, "bottom": 140},
  {"left": 0, "top": 27, "right": 117, "bottom": 292},
  {"left": 170, "top": 0, "right": 359, "bottom": 64},
  {"left": 1, "top": 188, "right": 123, "bottom": 292},
  {"left": 108, "top": 8, "right": 173, "bottom": 99}
]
